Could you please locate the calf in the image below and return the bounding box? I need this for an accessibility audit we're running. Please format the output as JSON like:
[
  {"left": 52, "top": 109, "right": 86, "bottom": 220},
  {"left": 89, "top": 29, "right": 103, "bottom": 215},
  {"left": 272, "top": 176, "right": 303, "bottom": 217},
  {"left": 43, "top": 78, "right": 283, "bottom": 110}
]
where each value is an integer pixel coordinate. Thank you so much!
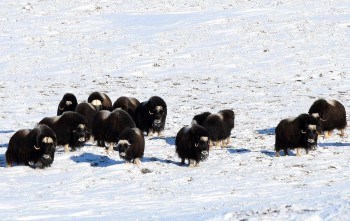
[
  {"left": 114, "top": 128, "right": 145, "bottom": 166},
  {"left": 6, "top": 124, "right": 57, "bottom": 168},
  {"left": 88, "top": 91, "right": 112, "bottom": 111},
  {"left": 57, "top": 93, "right": 77, "bottom": 116},
  {"left": 135, "top": 96, "right": 167, "bottom": 136},
  {"left": 39, "top": 111, "right": 88, "bottom": 152},
  {"left": 175, "top": 125, "right": 210, "bottom": 167},
  {"left": 92, "top": 109, "right": 136, "bottom": 151},
  {"left": 275, "top": 114, "right": 321, "bottom": 157},
  {"left": 308, "top": 99, "right": 347, "bottom": 138}
]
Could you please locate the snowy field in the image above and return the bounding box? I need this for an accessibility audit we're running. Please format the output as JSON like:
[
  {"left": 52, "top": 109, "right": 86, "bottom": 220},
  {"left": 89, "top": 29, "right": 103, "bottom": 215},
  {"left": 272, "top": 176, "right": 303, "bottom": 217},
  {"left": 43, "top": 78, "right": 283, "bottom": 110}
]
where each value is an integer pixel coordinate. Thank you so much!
[{"left": 0, "top": 0, "right": 350, "bottom": 220}]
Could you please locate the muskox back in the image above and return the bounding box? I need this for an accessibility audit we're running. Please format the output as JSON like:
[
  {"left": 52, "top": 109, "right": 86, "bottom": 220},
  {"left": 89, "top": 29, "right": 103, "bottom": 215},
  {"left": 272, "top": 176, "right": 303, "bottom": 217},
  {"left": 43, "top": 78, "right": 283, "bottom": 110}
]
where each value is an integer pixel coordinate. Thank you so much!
[
  {"left": 39, "top": 111, "right": 87, "bottom": 151},
  {"left": 135, "top": 96, "right": 167, "bottom": 136},
  {"left": 191, "top": 112, "right": 211, "bottom": 126},
  {"left": 6, "top": 124, "right": 57, "bottom": 168},
  {"left": 275, "top": 114, "right": 321, "bottom": 156},
  {"left": 57, "top": 93, "right": 78, "bottom": 116},
  {"left": 308, "top": 99, "right": 347, "bottom": 133},
  {"left": 116, "top": 128, "right": 145, "bottom": 166},
  {"left": 175, "top": 125, "right": 210, "bottom": 167},
  {"left": 88, "top": 91, "right": 112, "bottom": 111},
  {"left": 92, "top": 109, "right": 136, "bottom": 149},
  {"left": 76, "top": 102, "right": 98, "bottom": 140},
  {"left": 112, "top": 96, "right": 140, "bottom": 121}
]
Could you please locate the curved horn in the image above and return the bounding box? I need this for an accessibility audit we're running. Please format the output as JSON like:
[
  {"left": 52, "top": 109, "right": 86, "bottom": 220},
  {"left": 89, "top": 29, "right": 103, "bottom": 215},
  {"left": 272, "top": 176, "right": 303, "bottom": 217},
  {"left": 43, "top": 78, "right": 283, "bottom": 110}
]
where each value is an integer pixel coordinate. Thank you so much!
[
  {"left": 149, "top": 110, "right": 154, "bottom": 115},
  {"left": 34, "top": 145, "right": 40, "bottom": 150},
  {"left": 195, "top": 142, "right": 199, "bottom": 147},
  {"left": 301, "top": 130, "right": 307, "bottom": 134}
]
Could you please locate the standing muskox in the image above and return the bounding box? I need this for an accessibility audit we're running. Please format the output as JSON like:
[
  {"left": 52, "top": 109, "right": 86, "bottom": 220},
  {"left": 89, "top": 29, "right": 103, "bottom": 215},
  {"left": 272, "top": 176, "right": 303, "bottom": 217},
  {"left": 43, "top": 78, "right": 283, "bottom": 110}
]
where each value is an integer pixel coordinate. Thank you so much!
[
  {"left": 112, "top": 96, "right": 140, "bottom": 121},
  {"left": 175, "top": 125, "right": 210, "bottom": 167},
  {"left": 39, "top": 111, "right": 88, "bottom": 152},
  {"left": 88, "top": 91, "right": 112, "bottom": 111},
  {"left": 6, "top": 124, "right": 57, "bottom": 168},
  {"left": 75, "top": 102, "right": 98, "bottom": 140},
  {"left": 275, "top": 114, "right": 321, "bottom": 157},
  {"left": 308, "top": 99, "right": 347, "bottom": 138},
  {"left": 135, "top": 96, "right": 167, "bottom": 136},
  {"left": 57, "top": 93, "right": 78, "bottom": 116},
  {"left": 192, "top": 110, "right": 235, "bottom": 148},
  {"left": 115, "top": 128, "right": 145, "bottom": 166},
  {"left": 92, "top": 109, "right": 136, "bottom": 150}
]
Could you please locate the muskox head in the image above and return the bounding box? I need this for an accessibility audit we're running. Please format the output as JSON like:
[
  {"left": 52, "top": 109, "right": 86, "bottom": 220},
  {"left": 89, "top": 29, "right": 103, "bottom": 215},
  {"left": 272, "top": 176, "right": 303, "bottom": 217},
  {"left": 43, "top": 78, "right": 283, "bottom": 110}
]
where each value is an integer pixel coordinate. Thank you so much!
[
  {"left": 34, "top": 136, "right": 56, "bottom": 168},
  {"left": 195, "top": 136, "right": 210, "bottom": 161},
  {"left": 148, "top": 105, "right": 166, "bottom": 129},
  {"left": 73, "top": 123, "right": 87, "bottom": 147},
  {"left": 57, "top": 93, "right": 77, "bottom": 115},
  {"left": 301, "top": 123, "right": 321, "bottom": 149},
  {"left": 116, "top": 139, "right": 131, "bottom": 160}
]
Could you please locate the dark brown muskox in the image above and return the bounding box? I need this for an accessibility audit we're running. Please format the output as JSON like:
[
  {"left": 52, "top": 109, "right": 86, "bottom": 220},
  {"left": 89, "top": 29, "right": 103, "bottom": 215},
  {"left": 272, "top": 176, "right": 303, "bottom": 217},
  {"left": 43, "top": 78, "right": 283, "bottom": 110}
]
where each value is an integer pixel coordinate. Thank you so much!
[
  {"left": 6, "top": 124, "right": 57, "bottom": 168},
  {"left": 275, "top": 114, "right": 321, "bottom": 157},
  {"left": 114, "top": 127, "right": 145, "bottom": 166},
  {"left": 57, "top": 93, "right": 78, "bottom": 116},
  {"left": 175, "top": 125, "right": 210, "bottom": 167},
  {"left": 308, "top": 99, "right": 347, "bottom": 138},
  {"left": 88, "top": 91, "right": 112, "bottom": 111},
  {"left": 75, "top": 102, "right": 98, "bottom": 140},
  {"left": 39, "top": 111, "right": 88, "bottom": 152},
  {"left": 192, "top": 110, "right": 235, "bottom": 148},
  {"left": 135, "top": 96, "right": 167, "bottom": 136},
  {"left": 112, "top": 96, "right": 140, "bottom": 121},
  {"left": 92, "top": 109, "right": 136, "bottom": 151}
]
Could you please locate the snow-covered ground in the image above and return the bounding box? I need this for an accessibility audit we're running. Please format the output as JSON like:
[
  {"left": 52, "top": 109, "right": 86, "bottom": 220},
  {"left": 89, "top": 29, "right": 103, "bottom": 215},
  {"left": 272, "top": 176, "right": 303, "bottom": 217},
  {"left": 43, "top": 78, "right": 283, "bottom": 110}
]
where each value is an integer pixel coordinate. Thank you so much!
[{"left": 0, "top": 0, "right": 349, "bottom": 220}]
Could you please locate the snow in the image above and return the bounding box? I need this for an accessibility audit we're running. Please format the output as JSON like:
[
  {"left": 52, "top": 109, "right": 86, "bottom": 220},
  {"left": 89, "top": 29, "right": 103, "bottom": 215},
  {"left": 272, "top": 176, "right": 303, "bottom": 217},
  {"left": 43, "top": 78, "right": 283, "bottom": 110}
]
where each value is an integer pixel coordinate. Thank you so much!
[{"left": 0, "top": 0, "right": 350, "bottom": 220}]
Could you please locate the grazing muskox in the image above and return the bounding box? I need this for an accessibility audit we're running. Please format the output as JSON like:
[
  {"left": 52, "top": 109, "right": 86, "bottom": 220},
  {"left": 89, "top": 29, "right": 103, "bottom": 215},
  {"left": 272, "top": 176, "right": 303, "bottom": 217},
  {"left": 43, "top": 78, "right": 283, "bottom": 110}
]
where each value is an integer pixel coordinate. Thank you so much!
[
  {"left": 308, "top": 99, "right": 347, "bottom": 138},
  {"left": 275, "top": 114, "right": 321, "bottom": 157},
  {"left": 114, "top": 128, "right": 145, "bottom": 166},
  {"left": 92, "top": 109, "right": 136, "bottom": 150},
  {"left": 175, "top": 125, "right": 210, "bottom": 167},
  {"left": 135, "top": 96, "right": 167, "bottom": 136},
  {"left": 39, "top": 111, "right": 88, "bottom": 152},
  {"left": 75, "top": 102, "right": 98, "bottom": 140},
  {"left": 57, "top": 93, "right": 78, "bottom": 116},
  {"left": 6, "top": 124, "right": 57, "bottom": 168},
  {"left": 192, "top": 110, "right": 235, "bottom": 148},
  {"left": 88, "top": 91, "right": 112, "bottom": 111},
  {"left": 112, "top": 96, "right": 140, "bottom": 121}
]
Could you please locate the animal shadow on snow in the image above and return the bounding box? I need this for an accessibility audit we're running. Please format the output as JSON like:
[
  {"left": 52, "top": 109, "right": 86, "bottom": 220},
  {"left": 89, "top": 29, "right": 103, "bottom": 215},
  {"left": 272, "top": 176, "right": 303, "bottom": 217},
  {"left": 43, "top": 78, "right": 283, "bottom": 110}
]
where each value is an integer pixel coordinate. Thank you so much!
[
  {"left": 70, "top": 153, "right": 124, "bottom": 167},
  {"left": 256, "top": 127, "right": 275, "bottom": 135},
  {"left": 261, "top": 150, "right": 296, "bottom": 157},
  {"left": 318, "top": 142, "right": 350, "bottom": 148},
  {"left": 0, "top": 143, "right": 8, "bottom": 148},
  {"left": 149, "top": 136, "right": 175, "bottom": 146},
  {"left": 227, "top": 148, "right": 251, "bottom": 154},
  {"left": 0, "top": 154, "right": 5, "bottom": 167},
  {"left": 143, "top": 156, "right": 180, "bottom": 166},
  {"left": 0, "top": 130, "right": 15, "bottom": 134}
]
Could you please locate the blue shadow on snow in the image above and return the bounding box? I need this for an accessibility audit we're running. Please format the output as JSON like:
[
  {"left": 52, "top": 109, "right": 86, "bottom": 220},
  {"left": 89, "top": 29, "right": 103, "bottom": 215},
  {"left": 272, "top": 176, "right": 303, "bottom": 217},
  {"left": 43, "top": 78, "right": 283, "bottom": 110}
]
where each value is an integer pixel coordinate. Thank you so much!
[
  {"left": 149, "top": 136, "right": 176, "bottom": 146},
  {"left": 226, "top": 148, "right": 251, "bottom": 154},
  {"left": 0, "top": 130, "right": 15, "bottom": 134},
  {"left": 0, "top": 143, "right": 8, "bottom": 148},
  {"left": 255, "top": 127, "right": 275, "bottom": 135},
  {"left": 70, "top": 153, "right": 123, "bottom": 167},
  {"left": 0, "top": 154, "right": 6, "bottom": 167},
  {"left": 143, "top": 156, "right": 180, "bottom": 166},
  {"left": 318, "top": 142, "right": 350, "bottom": 147}
]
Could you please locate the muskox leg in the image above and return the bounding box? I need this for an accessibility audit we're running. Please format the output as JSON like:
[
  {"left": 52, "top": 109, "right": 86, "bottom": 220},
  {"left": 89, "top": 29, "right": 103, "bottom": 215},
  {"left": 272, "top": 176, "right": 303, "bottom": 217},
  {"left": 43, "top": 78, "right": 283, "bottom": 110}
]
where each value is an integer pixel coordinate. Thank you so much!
[
  {"left": 180, "top": 158, "right": 185, "bottom": 165},
  {"left": 209, "top": 140, "right": 214, "bottom": 149},
  {"left": 64, "top": 144, "right": 70, "bottom": 153},
  {"left": 340, "top": 129, "right": 345, "bottom": 138},
  {"left": 324, "top": 131, "right": 333, "bottom": 139},
  {"left": 157, "top": 130, "right": 164, "bottom": 137},
  {"left": 296, "top": 148, "right": 301, "bottom": 157},
  {"left": 305, "top": 149, "right": 309, "bottom": 155},
  {"left": 275, "top": 150, "right": 280, "bottom": 157},
  {"left": 107, "top": 143, "right": 114, "bottom": 152},
  {"left": 147, "top": 128, "right": 154, "bottom": 137},
  {"left": 189, "top": 159, "right": 197, "bottom": 167},
  {"left": 225, "top": 137, "right": 231, "bottom": 146},
  {"left": 283, "top": 148, "right": 288, "bottom": 156},
  {"left": 133, "top": 158, "right": 141, "bottom": 167},
  {"left": 6, "top": 162, "right": 13, "bottom": 167}
]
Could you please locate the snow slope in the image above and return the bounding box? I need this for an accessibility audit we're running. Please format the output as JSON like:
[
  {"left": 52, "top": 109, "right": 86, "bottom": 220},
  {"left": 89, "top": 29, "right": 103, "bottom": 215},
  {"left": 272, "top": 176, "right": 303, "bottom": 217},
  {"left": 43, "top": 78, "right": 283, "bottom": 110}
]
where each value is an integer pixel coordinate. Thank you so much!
[{"left": 0, "top": 0, "right": 349, "bottom": 220}]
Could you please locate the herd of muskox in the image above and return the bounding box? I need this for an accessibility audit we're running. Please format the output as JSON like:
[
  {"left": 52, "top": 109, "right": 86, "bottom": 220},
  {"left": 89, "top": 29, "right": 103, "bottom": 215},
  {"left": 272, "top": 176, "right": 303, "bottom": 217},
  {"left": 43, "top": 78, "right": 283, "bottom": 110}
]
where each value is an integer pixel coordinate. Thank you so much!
[{"left": 5, "top": 91, "right": 348, "bottom": 168}]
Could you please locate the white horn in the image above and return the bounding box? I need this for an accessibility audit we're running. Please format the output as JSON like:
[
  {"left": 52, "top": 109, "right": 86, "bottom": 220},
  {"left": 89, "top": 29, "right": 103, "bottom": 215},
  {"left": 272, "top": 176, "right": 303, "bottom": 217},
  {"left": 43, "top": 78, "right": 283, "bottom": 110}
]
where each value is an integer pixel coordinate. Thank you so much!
[
  {"left": 149, "top": 110, "right": 154, "bottom": 115},
  {"left": 118, "top": 140, "right": 131, "bottom": 146},
  {"left": 34, "top": 145, "right": 40, "bottom": 150},
  {"left": 301, "top": 130, "right": 307, "bottom": 134}
]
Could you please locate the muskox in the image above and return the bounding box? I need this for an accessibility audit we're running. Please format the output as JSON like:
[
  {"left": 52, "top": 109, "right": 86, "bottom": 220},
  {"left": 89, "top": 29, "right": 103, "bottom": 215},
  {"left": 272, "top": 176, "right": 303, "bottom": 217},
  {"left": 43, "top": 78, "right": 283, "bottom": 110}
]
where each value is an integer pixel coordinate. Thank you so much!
[
  {"left": 114, "top": 128, "right": 145, "bottom": 166},
  {"left": 92, "top": 109, "right": 136, "bottom": 151},
  {"left": 275, "top": 114, "right": 321, "bottom": 157},
  {"left": 75, "top": 102, "right": 98, "bottom": 140},
  {"left": 308, "top": 99, "right": 347, "bottom": 138},
  {"left": 57, "top": 93, "right": 78, "bottom": 116},
  {"left": 39, "top": 111, "right": 88, "bottom": 152},
  {"left": 6, "top": 124, "right": 57, "bottom": 168},
  {"left": 112, "top": 96, "right": 140, "bottom": 121},
  {"left": 88, "top": 91, "right": 112, "bottom": 111},
  {"left": 135, "top": 96, "right": 167, "bottom": 136},
  {"left": 192, "top": 110, "right": 235, "bottom": 148},
  {"left": 175, "top": 125, "right": 210, "bottom": 167}
]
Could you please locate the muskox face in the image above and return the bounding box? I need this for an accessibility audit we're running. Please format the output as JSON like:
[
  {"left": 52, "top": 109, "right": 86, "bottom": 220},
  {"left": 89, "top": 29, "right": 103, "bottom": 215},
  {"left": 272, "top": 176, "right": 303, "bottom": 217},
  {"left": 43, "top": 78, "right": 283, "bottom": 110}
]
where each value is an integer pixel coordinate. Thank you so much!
[
  {"left": 302, "top": 124, "right": 320, "bottom": 147},
  {"left": 195, "top": 136, "right": 209, "bottom": 161},
  {"left": 73, "top": 124, "right": 87, "bottom": 146},
  {"left": 116, "top": 139, "right": 131, "bottom": 160},
  {"left": 149, "top": 105, "right": 166, "bottom": 128},
  {"left": 34, "top": 136, "right": 56, "bottom": 168}
]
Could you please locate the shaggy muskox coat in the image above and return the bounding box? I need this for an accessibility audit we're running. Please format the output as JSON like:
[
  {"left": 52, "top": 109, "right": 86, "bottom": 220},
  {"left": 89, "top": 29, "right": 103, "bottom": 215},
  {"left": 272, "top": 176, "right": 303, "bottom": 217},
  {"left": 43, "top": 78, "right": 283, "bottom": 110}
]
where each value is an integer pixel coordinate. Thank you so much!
[
  {"left": 75, "top": 102, "right": 98, "bottom": 140},
  {"left": 92, "top": 109, "right": 136, "bottom": 150},
  {"left": 88, "top": 91, "right": 112, "bottom": 111},
  {"left": 135, "top": 96, "right": 167, "bottom": 136},
  {"left": 6, "top": 124, "right": 57, "bottom": 168},
  {"left": 39, "top": 111, "right": 88, "bottom": 152},
  {"left": 57, "top": 93, "right": 78, "bottom": 116},
  {"left": 308, "top": 99, "right": 347, "bottom": 137},
  {"left": 112, "top": 96, "right": 140, "bottom": 121},
  {"left": 175, "top": 125, "right": 210, "bottom": 167},
  {"left": 275, "top": 114, "right": 321, "bottom": 156},
  {"left": 115, "top": 127, "right": 145, "bottom": 166}
]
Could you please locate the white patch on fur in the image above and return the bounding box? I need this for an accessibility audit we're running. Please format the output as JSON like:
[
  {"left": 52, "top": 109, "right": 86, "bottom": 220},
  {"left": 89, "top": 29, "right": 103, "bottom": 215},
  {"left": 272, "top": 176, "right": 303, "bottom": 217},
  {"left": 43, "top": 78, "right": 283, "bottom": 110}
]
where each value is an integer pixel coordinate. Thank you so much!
[
  {"left": 43, "top": 154, "right": 51, "bottom": 159},
  {"left": 78, "top": 137, "right": 85, "bottom": 142},
  {"left": 52, "top": 116, "right": 60, "bottom": 124},
  {"left": 183, "top": 126, "right": 191, "bottom": 134},
  {"left": 78, "top": 124, "right": 85, "bottom": 129},
  {"left": 155, "top": 106, "right": 163, "bottom": 111},
  {"left": 118, "top": 140, "right": 131, "bottom": 145},
  {"left": 42, "top": 137, "right": 53, "bottom": 143},
  {"left": 133, "top": 128, "right": 142, "bottom": 136},
  {"left": 200, "top": 136, "right": 209, "bottom": 142},
  {"left": 191, "top": 119, "right": 198, "bottom": 126},
  {"left": 65, "top": 101, "right": 73, "bottom": 106},
  {"left": 308, "top": 124, "right": 317, "bottom": 130},
  {"left": 120, "top": 152, "right": 126, "bottom": 157},
  {"left": 286, "top": 117, "right": 296, "bottom": 122},
  {"left": 91, "top": 99, "right": 102, "bottom": 106},
  {"left": 327, "top": 100, "right": 337, "bottom": 106},
  {"left": 215, "top": 113, "right": 224, "bottom": 120},
  {"left": 311, "top": 113, "right": 320, "bottom": 118}
]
